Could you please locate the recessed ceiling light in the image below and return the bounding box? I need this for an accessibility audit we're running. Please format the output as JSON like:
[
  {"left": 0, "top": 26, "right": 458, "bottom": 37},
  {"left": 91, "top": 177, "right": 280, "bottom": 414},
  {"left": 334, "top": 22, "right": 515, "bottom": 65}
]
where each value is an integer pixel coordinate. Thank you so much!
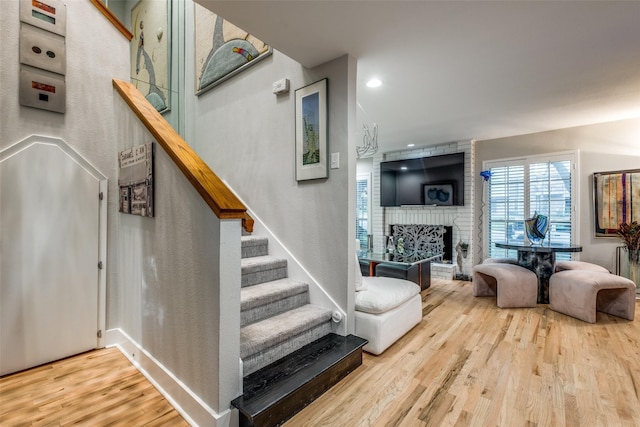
[
  {"left": 366, "top": 78, "right": 382, "bottom": 88},
  {"left": 407, "top": 143, "right": 415, "bottom": 147},
  {"left": 401, "top": 166, "right": 408, "bottom": 170}
]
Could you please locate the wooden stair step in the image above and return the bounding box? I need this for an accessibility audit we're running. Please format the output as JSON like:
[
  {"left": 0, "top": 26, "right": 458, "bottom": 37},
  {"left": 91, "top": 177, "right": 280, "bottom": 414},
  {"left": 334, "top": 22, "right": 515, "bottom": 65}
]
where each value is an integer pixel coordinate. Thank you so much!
[{"left": 232, "top": 333, "right": 368, "bottom": 427}]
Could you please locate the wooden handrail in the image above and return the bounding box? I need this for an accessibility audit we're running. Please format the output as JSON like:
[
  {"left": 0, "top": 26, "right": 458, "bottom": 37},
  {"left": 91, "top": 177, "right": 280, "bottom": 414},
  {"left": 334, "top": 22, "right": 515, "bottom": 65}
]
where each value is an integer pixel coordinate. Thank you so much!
[
  {"left": 113, "top": 79, "right": 254, "bottom": 233},
  {"left": 89, "top": 0, "right": 133, "bottom": 41}
]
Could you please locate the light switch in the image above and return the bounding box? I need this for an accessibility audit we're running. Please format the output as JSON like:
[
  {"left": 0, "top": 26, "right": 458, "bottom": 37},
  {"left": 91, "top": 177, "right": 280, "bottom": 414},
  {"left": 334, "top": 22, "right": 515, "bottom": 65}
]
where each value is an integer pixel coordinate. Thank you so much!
[{"left": 330, "top": 152, "right": 340, "bottom": 169}]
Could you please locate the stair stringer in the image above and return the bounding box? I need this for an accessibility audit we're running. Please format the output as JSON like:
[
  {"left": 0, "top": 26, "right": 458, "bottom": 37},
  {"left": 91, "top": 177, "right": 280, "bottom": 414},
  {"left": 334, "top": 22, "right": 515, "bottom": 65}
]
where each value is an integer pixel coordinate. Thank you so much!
[{"left": 241, "top": 207, "right": 347, "bottom": 337}]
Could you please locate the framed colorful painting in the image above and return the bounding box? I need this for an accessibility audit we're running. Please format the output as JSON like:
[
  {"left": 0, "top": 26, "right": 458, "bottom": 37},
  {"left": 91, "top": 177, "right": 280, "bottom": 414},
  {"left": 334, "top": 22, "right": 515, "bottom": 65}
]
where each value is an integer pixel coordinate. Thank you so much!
[
  {"left": 194, "top": 3, "right": 272, "bottom": 94},
  {"left": 593, "top": 169, "right": 640, "bottom": 237},
  {"left": 295, "top": 79, "right": 328, "bottom": 181}
]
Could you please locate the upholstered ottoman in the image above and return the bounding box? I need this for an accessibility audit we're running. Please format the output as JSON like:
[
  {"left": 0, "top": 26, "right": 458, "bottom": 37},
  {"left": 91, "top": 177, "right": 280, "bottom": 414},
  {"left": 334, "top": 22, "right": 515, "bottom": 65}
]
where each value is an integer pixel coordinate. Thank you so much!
[
  {"left": 472, "top": 263, "right": 538, "bottom": 308},
  {"left": 554, "top": 260, "right": 609, "bottom": 273},
  {"left": 549, "top": 270, "right": 635, "bottom": 323},
  {"left": 354, "top": 276, "right": 422, "bottom": 355}
]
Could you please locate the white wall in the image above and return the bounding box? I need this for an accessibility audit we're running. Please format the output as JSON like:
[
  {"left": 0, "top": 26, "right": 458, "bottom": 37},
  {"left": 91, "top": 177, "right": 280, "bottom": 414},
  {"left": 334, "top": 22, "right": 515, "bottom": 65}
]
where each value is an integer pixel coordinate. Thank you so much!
[
  {"left": 183, "top": 0, "right": 358, "bottom": 332},
  {"left": 109, "top": 93, "right": 242, "bottom": 419},
  {"left": 369, "top": 141, "right": 475, "bottom": 277},
  {"left": 475, "top": 117, "right": 640, "bottom": 272}
]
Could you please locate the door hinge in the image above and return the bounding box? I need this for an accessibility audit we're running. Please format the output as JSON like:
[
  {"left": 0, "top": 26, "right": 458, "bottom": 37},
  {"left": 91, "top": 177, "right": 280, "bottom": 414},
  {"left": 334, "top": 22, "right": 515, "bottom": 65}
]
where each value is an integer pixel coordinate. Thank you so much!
[
  {"left": 97, "top": 330, "right": 103, "bottom": 338},
  {"left": 98, "top": 261, "right": 103, "bottom": 270},
  {"left": 99, "top": 192, "right": 104, "bottom": 200}
]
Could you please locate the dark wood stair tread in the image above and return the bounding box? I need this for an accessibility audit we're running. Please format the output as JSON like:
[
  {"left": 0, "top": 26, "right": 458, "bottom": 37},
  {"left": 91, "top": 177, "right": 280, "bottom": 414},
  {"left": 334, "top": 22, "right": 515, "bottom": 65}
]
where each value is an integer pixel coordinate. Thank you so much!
[{"left": 232, "top": 333, "right": 367, "bottom": 427}]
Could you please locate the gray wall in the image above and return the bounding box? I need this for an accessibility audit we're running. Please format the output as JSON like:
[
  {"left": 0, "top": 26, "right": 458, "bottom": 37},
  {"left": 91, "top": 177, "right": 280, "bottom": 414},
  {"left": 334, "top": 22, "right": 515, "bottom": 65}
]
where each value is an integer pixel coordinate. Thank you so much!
[
  {"left": 184, "top": 1, "right": 358, "bottom": 330},
  {"left": 475, "top": 117, "right": 640, "bottom": 271}
]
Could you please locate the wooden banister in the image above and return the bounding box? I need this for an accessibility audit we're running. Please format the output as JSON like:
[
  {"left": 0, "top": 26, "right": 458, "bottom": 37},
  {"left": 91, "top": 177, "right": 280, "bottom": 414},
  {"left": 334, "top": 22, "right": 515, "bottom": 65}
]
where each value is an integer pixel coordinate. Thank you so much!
[
  {"left": 89, "top": 0, "right": 133, "bottom": 41},
  {"left": 113, "top": 79, "right": 254, "bottom": 233}
]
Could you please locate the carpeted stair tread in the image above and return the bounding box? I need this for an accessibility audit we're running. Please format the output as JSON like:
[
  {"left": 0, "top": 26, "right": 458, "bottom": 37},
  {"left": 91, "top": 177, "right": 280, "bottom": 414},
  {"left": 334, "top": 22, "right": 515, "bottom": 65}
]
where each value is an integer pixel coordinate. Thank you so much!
[
  {"left": 241, "top": 236, "right": 269, "bottom": 258},
  {"left": 241, "top": 278, "right": 308, "bottom": 311},
  {"left": 240, "top": 305, "right": 332, "bottom": 358},
  {"left": 241, "top": 256, "right": 287, "bottom": 274}
]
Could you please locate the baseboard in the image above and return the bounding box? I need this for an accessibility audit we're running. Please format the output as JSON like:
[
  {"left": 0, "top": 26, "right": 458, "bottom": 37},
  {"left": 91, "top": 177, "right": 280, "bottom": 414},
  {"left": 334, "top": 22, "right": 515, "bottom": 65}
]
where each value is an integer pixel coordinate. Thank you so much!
[{"left": 106, "top": 328, "right": 237, "bottom": 427}]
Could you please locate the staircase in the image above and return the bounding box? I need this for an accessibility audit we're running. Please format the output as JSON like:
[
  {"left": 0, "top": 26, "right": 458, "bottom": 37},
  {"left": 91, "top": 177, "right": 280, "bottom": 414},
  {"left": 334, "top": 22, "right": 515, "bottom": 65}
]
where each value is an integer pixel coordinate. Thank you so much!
[{"left": 233, "top": 235, "right": 367, "bottom": 427}]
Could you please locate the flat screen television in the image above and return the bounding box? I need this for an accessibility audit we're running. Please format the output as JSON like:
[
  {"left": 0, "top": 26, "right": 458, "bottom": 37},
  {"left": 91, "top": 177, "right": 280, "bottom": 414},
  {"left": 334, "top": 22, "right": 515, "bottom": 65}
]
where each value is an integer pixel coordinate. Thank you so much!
[{"left": 380, "top": 152, "right": 465, "bottom": 207}]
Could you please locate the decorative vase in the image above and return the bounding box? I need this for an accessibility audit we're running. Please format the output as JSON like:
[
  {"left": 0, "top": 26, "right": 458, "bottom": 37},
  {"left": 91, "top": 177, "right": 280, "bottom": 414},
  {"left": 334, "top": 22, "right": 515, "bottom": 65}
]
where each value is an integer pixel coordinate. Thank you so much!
[
  {"left": 524, "top": 213, "right": 549, "bottom": 246},
  {"left": 621, "top": 249, "right": 640, "bottom": 294}
]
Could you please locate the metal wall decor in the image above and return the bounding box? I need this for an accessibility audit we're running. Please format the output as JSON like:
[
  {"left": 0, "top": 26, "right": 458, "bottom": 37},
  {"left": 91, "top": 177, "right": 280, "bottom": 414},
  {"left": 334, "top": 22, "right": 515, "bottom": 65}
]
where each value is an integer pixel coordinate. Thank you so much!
[{"left": 19, "top": 0, "right": 66, "bottom": 113}]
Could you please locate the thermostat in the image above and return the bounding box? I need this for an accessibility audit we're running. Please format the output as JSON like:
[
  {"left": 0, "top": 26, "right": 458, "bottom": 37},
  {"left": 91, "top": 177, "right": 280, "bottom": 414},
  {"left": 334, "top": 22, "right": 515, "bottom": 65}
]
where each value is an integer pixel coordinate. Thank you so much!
[{"left": 272, "top": 78, "right": 289, "bottom": 95}]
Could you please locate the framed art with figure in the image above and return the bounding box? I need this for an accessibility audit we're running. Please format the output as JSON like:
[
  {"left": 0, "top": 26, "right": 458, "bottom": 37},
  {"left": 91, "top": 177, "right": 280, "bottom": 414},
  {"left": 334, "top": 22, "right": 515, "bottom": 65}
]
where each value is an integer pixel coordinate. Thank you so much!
[{"left": 131, "top": 0, "right": 170, "bottom": 113}]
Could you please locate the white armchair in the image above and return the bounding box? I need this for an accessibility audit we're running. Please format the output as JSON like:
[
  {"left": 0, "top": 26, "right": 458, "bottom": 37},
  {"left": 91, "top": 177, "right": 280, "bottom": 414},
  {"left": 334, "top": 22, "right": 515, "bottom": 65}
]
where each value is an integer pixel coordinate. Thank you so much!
[{"left": 354, "top": 252, "right": 423, "bottom": 355}]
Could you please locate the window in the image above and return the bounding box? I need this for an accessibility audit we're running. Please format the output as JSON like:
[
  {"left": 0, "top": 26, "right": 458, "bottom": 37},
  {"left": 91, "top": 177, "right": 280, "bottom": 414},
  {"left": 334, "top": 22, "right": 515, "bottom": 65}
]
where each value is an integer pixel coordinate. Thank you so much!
[
  {"left": 356, "top": 173, "right": 371, "bottom": 249},
  {"left": 484, "top": 152, "right": 577, "bottom": 261}
]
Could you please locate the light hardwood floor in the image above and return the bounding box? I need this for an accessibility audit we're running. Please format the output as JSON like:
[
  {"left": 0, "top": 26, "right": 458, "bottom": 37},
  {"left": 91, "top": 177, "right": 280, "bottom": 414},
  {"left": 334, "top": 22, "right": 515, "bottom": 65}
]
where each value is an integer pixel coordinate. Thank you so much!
[
  {"left": 0, "top": 347, "right": 189, "bottom": 426},
  {"left": 1, "top": 279, "right": 638, "bottom": 426},
  {"left": 285, "top": 279, "right": 640, "bottom": 426}
]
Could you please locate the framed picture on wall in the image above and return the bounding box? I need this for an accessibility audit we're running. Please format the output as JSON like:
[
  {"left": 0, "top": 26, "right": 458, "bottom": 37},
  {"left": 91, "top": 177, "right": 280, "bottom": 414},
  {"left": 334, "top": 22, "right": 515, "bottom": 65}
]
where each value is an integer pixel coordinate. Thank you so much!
[
  {"left": 295, "top": 78, "right": 328, "bottom": 181},
  {"left": 130, "top": 0, "right": 171, "bottom": 113},
  {"left": 194, "top": 3, "right": 272, "bottom": 95},
  {"left": 593, "top": 169, "right": 640, "bottom": 237},
  {"left": 118, "top": 142, "right": 154, "bottom": 218}
]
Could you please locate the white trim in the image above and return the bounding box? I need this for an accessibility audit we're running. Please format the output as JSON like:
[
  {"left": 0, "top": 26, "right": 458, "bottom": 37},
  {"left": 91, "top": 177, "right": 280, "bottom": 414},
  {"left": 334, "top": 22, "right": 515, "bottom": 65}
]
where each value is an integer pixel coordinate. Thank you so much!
[
  {"left": 482, "top": 149, "right": 580, "bottom": 260},
  {"left": 0, "top": 135, "right": 107, "bottom": 180},
  {"left": 106, "top": 328, "right": 236, "bottom": 427}
]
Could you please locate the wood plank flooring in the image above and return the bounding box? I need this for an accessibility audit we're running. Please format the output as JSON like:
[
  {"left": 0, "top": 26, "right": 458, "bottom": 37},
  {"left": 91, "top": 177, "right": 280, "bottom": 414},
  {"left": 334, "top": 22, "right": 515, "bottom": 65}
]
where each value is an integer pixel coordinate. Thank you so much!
[
  {"left": 1, "top": 279, "right": 638, "bottom": 426},
  {"left": 0, "top": 347, "right": 189, "bottom": 426},
  {"left": 285, "top": 279, "right": 640, "bottom": 426}
]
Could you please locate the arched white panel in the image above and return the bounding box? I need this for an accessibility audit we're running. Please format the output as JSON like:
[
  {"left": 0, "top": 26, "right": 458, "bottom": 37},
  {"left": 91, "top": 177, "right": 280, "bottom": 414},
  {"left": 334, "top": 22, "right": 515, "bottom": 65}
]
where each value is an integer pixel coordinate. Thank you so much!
[{"left": 0, "top": 135, "right": 107, "bottom": 375}]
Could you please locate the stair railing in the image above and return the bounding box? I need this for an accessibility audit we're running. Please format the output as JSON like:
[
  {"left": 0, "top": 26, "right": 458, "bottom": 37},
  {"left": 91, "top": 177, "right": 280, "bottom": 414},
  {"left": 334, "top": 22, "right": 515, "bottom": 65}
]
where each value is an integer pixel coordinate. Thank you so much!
[{"left": 113, "top": 78, "right": 254, "bottom": 232}]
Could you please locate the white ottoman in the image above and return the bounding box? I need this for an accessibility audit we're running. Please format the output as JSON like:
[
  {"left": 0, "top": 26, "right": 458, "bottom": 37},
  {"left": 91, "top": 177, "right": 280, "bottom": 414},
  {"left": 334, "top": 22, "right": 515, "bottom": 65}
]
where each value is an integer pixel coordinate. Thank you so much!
[{"left": 355, "top": 276, "right": 422, "bottom": 355}]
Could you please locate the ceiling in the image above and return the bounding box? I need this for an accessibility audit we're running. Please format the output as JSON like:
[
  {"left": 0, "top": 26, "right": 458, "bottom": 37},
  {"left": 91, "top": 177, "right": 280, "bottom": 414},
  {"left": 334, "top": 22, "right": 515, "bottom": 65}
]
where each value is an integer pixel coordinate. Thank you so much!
[{"left": 196, "top": 1, "right": 640, "bottom": 154}]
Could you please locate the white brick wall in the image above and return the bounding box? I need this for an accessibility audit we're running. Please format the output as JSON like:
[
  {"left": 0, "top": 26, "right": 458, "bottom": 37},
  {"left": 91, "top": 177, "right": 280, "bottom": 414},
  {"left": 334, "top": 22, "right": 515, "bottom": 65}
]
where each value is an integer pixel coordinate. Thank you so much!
[{"left": 371, "top": 141, "right": 476, "bottom": 277}]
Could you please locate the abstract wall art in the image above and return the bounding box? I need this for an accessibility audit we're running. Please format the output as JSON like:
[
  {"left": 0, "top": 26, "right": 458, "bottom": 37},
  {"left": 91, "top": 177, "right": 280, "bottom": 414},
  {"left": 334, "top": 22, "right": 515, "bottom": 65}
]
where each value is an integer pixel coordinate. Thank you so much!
[
  {"left": 194, "top": 3, "right": 272, "bottom": 94},
  {"left": 593, "top": 169, "right": 640, "bottom": 237}
]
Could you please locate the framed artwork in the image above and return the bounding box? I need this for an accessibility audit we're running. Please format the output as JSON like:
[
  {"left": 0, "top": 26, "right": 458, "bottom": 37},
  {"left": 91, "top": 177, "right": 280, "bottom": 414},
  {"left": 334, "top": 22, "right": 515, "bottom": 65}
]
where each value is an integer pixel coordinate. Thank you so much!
[
  {"left": 194, "top": 3, "right": 272, "bottom": 94},
  {"left": 593, "top": 169, "right": 640, "bottom": 237},
  {"left": 118, "top": 142, "right": 154, "bottom": 218},
  {"left": 295, "top": 78, "right": 328, "bottom": 181},
  {"left": 131, "top": 0, "right": 170, "bottom": 113},
  {"left": 423, "top": 182, "right": 454, "bottom": 206}
]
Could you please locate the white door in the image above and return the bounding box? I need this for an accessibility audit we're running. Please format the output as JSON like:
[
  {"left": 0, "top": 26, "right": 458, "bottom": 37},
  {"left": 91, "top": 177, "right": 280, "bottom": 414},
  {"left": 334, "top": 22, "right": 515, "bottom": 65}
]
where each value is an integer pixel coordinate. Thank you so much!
[{"left": 1, "top": 140, "right": 102, "bottom": 375}]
